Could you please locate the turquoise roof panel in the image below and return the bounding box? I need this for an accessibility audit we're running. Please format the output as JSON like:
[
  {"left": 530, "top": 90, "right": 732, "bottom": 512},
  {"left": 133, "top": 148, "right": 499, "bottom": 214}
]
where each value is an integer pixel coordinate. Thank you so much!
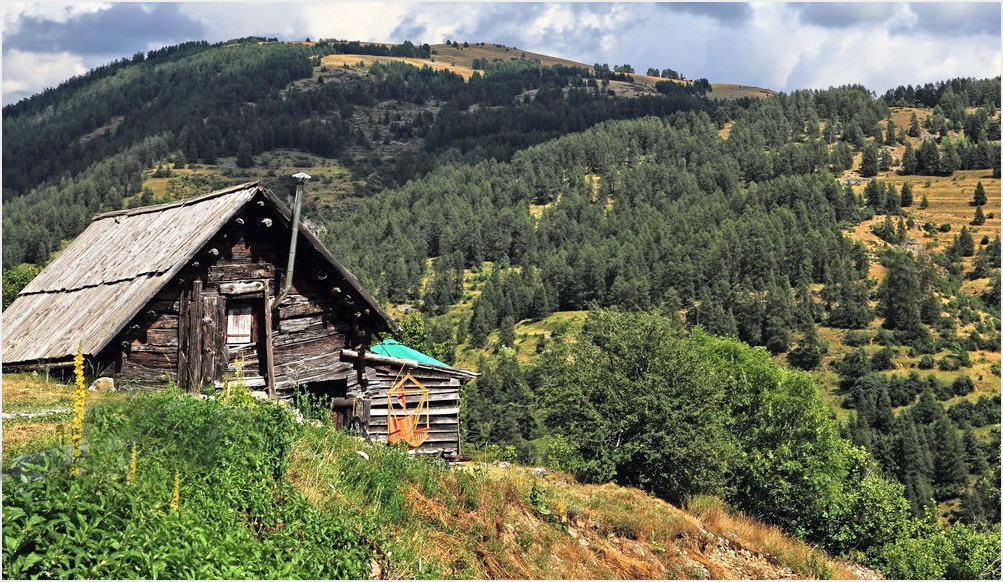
[{"left": 370, "top": 339, "right": 448, "bottom": 367}]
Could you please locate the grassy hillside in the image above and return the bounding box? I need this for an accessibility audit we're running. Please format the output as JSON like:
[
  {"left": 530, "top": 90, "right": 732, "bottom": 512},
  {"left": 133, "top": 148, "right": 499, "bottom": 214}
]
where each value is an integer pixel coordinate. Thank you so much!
[{"left": 2, "top": 374, "right": 875, "bottom": 579}]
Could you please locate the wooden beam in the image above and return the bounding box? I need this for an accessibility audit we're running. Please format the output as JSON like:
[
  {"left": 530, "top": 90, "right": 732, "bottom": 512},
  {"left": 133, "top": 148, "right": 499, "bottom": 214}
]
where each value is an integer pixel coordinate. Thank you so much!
[
  {"left": 219, "top": 281, "right": 265, "bottom": 295},
  {"left": 263, "top": 287, "right": 277, "bottom": 399}
]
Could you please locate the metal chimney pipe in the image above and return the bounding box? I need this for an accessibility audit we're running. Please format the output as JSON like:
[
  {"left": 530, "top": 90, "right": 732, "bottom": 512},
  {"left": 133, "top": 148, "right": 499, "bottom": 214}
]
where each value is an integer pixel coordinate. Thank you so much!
[{"left": 272, "top": 172, "right": 310, "bottom": 309}]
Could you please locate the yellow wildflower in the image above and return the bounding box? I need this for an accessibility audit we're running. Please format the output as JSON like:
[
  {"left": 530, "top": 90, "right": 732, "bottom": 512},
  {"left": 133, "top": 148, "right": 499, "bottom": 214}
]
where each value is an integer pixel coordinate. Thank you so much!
[
  {"left": 70, "top": 343, "right": 87, "bottom": 474},
  {"left": 170, "top": 471, "right": 181, "bottom": 511},
  {"left": 127, "top": 443, "right": 138, "bottom": 483}
]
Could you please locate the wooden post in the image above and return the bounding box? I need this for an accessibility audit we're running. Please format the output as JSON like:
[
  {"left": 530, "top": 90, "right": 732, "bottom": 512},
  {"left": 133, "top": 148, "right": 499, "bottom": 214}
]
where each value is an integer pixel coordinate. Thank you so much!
[{"left": 263, "top": 285, "right": 277, "bottom": 399}]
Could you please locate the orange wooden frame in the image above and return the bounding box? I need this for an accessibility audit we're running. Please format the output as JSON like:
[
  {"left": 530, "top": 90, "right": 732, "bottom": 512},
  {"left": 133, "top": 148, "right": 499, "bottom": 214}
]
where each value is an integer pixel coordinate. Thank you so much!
[{"left": 386, "top": 373, "right": 431, "bottom": 448}]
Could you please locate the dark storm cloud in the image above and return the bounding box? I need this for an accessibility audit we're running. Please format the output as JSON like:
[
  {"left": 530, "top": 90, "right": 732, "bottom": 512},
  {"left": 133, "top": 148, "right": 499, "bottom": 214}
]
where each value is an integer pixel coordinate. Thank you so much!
[
  {"left": 791, "top": 3, "right": 1000, "bottom": 37},
  {"left": 655, "top": 2, "right": 751, "bottom": 25},
  {"left": 909, "top": 3, "right": 1000, "bottom": 37},
  {"left": 790, "top": 3, "right": 897, "bottom": 29},
  {"left": 6, "top": 3, "right": 207, "bottom": 55}
]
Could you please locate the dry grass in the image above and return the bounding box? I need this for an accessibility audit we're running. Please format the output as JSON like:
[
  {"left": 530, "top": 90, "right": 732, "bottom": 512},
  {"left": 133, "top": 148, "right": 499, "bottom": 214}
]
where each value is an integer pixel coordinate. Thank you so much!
[
  {"left": 322, "top": 54, "right": 476, "bottom": 79},
  {"left": 887, "top": 107, "right": 932, "bottom": 134},
  {"left": 836, "top": 164, "right": 1001, "bottom": 401},
  {"left": 429, "top": 43, "right": 589, "bottom": 72},
  {"left": 1, "top": 422, "right": 67, "bottom": 468},
  {"left": 685, "top": 496, "right": 870, "bottom": 580},
  {"left": 287, "top": 427, "right": 875, "bottom": 579},
  {"left": 2, "top": 372, "right": 75, "bottom": 409},
  {"left": 323, "top": 43, "right": 774, "bottom": 99},
  {"left": 709, "top": 84, "right": 777, "bottom": 100},
  {"left": 2, "top": 373, "right": 121, "bottom": 468},
  {"left": 857, "top": 169, "right": 1001, "bottom": 261}
]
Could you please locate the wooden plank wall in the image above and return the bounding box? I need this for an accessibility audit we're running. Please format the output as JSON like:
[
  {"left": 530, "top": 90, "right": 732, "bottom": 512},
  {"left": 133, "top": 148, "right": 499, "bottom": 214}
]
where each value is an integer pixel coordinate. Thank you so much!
[
  {"left": 117, "top": 282, "right": 183, "bottom": 387},
  {"left": 116, "top": 202, "right": 367, "bottom": 396}
]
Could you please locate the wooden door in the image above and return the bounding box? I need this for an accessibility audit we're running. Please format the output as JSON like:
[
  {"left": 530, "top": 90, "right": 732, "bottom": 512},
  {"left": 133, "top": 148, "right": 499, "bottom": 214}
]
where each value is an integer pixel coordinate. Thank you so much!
[{"left": 178, "top": 280, "right": 227, "bottom": 392}]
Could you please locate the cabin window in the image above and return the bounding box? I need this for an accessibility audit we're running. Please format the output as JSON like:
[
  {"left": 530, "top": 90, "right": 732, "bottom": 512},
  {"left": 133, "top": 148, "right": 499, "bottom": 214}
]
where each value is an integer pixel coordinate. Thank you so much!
[{"left": 226, "top": 305, "right": 254, "bottom": 344}]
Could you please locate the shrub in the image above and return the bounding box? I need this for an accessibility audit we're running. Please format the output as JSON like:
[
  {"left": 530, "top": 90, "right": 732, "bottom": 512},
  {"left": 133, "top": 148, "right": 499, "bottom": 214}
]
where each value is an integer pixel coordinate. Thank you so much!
[
  {"left": 2, "top": 393, "right": 373, "bottom": 579},
  {"left": 938, "top": 356, "right": 961, "bottom": 371},
  {"left": 951, "top": 375, "right": 975, "bottom": 396},
  {"left": 918, "top": 354, "right": 935, "bottom": 369},
  {"left": 871, "top": 347, "right": 896, "bottom": 371},
  {"left": 843, "top": 330, "right": 871, "bottom": 347}
]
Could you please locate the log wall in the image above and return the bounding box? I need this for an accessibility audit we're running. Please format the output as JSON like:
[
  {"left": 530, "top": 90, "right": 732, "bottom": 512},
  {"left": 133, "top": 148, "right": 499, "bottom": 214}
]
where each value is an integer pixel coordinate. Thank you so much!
[{"left": 114, "top": 201, "right": 370, "bottom": 396}]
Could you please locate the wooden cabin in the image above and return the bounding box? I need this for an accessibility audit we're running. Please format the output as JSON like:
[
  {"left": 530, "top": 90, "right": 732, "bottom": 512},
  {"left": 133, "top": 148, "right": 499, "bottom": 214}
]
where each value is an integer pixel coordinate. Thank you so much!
[{"left": 1, "top": 182, "right": 474, "bottom": 454}]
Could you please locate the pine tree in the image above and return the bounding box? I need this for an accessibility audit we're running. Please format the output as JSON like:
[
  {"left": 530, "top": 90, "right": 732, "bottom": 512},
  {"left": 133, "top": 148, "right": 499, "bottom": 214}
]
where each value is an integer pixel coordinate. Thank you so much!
[
  {"left": 902, "top": 142, "right": 919, "bottom": 174},
  {"left": 873, "top": 385, "right": 894, "bottom": 433},
  {"left": 499, "top": 315, "right": 516, "bottom": 348},
  {"left": 877, "top": 252, "right": 926, "bottom": 339},
  {"left": 930, "top": 416, "right": 967, "bottom": 499},
  {"left": 962, "top": 429, "right": 987, "bottom": 474},
  {"left": 864, "top": 180, "right": 885, "bottom": 209},
  {"left": 885, "top": 118, "right": 897, "bottom": 145},
  {"left": 900, "top": 182, "right": 914, "bottom": 206},
  {"left": 971, "top": 205, "right": 986, "bottom": 226},
  {"left": 896, "top": 414, "right": 935, "bottom": 515},
  {"left": 880, "top": 148, "right": 893, "bottom": 172},
  {"left": 918, "top": 139, "right": 939, "bottom": 174},
  {"left": 908, "top": 112, "right": 921, "bottom": 137},
  {"left": 972, "top": 181, "right": 987, "bottom": 206},
  {"left": 959, "top": 485, "right": 986, "bottom": 525},
  {"left": 860, "top": 142, "right": 880, "bottom": 177},
  {"left": 957, "top": 226, "right": 975, "bottom": 257}
]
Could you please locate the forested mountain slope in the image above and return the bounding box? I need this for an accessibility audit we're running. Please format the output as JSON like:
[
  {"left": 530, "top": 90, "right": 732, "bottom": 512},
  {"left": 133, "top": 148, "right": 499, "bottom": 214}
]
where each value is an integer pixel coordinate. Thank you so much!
[{"left": 2, "top": 38, "right": 1000, "bottom": 579}]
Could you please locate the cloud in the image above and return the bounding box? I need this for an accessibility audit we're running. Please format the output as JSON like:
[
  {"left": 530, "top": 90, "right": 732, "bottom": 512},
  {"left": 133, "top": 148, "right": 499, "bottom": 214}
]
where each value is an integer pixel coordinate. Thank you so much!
[
  {"left": 791, "top": 2, "right": 1001, "bottom": 37},
  {"left": 791, "top": 2, "right": 899, "bottom": 29},
  {"left": 657, "top": 2, "right": 752, "bottom": 25},
  {"left": 3, "top": 49, "right": 88, "bottom": 104},
  {"left": 908, "top": 3, "right": 1001, "bottom": 36},
  {"left": 5, "top": 3, "right": 206, "bottom": 55}
]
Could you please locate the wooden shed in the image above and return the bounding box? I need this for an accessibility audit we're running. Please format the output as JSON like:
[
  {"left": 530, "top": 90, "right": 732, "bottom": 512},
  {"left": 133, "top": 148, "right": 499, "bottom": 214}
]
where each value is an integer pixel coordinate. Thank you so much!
[{"left": 1, "top": 182, "right": 474, "bottom": 454}]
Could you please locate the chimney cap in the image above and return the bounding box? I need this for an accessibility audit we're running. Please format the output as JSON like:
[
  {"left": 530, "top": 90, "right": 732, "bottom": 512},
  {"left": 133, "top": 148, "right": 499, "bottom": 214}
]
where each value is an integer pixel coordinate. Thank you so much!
[{"left": 292, "top": 172, "right": 312, "bottom": 182}]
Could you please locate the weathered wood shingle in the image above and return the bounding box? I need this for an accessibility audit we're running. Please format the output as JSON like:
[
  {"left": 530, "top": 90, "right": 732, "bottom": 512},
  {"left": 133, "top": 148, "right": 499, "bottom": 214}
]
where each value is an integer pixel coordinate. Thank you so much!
[
  {"left": 3, "top": 183, "right": 260, "bottom": 364},
  {"left": 2, "top": 181, "right": 396, "bottom": 365}
]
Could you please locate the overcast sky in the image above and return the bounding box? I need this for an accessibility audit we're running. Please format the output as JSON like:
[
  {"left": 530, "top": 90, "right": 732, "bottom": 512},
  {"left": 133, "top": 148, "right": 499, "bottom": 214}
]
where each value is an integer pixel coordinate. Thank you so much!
[{"left": 2, "top": 2, "right": 1000, "bottom": 105}]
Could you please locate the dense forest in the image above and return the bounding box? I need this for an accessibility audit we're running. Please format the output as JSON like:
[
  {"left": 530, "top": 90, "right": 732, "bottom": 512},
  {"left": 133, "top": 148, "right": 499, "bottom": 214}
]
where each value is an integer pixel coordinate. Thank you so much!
[{"left": 2, "top": 38, "right": 1000, "bottom": 579}]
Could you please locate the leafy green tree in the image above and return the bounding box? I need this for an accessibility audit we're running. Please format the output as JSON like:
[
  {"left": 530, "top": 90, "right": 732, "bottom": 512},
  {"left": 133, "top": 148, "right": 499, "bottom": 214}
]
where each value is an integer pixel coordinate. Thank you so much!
[
  {"left": 539, "top": 310, "right": 734, "bottom": 504},
  {"left": 2, "top": 263, "right": 40, "bottom": 310}
]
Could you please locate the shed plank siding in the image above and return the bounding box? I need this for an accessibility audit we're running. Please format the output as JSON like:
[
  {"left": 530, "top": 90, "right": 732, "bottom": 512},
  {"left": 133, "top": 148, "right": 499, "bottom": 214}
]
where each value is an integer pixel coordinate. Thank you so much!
[{"left": 362, "top": 366, "right": 463, "bottom": 455}]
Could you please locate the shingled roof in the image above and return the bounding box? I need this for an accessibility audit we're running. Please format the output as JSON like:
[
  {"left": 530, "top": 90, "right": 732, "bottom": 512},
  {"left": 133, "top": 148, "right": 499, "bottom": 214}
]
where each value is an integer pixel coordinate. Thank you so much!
[{"left": 2, "top": 182, "right": 395, "bottom": 366}]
